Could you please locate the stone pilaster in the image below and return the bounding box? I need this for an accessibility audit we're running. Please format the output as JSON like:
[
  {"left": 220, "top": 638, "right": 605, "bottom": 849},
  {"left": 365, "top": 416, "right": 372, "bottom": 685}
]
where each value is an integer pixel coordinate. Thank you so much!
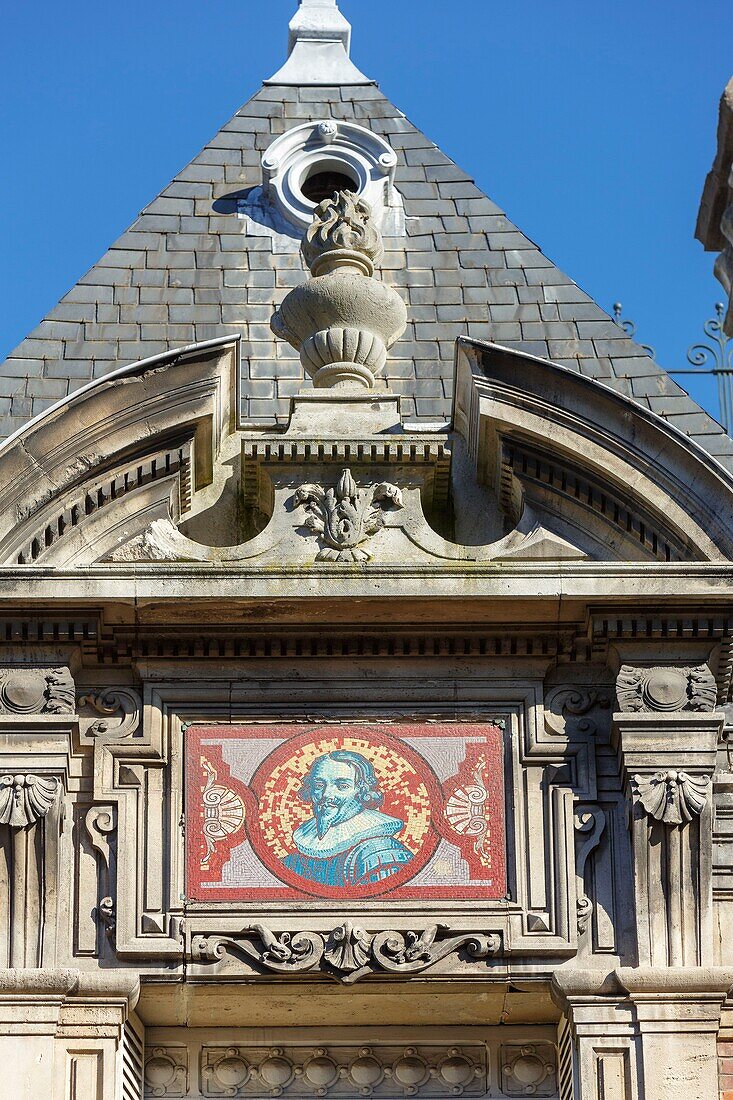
[
  {"left": 0, "top": 968, "right": 139, "bottom": 1100},
  {"left": 554, "top": 967, "right": 733, "bottom": 1100},
  {"left": 0, "top": 666, "right": 77, "bottom": 969},
  {"left": 612, "top": 664, "right": 722, "bottom": 968}
]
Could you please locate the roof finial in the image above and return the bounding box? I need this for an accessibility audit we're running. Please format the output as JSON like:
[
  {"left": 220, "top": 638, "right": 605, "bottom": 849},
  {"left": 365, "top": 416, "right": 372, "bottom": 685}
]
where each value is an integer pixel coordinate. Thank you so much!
[{"left": 265, "top": 0, "right": 371, "bottom": 87}]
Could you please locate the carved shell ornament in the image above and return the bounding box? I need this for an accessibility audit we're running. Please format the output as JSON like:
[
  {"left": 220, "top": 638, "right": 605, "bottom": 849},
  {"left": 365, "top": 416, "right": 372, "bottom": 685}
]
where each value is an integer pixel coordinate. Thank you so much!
[
  {"left": 632, "top": 770, "right": 710, "bottom": 825},
  {"left": 293, "top": 468, "right": 403, "bottom": 561},
  {"left": 0, "top": 773, "right": 59, "bottom": 827}
]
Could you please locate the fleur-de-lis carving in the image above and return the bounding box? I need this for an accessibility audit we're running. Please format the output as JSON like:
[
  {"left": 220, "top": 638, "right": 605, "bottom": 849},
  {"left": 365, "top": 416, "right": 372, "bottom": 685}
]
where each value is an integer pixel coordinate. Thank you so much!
[{"left": 293, "top": 468, "right": 403, "bottom": 561}]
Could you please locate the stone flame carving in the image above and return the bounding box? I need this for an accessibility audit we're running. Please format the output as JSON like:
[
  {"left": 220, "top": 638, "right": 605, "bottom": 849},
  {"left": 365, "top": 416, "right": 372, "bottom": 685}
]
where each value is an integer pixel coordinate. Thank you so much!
[
  {"left": 616, "top": 664, "right": 717, "bottom": 713},
  {"left": 0, "top": 774, "right": 59, "bottom": 828},
  {"left": 293, "top": 468, "right": 403, "bottom": 561},
  {"left": 632, "top": 770, "right": 710, "bottom": 824},
  {"left": 301, "top": 190, "right": 384, "bottom": 274},
  {"left": 271, "top": 190, "right": 407, "bottom": 389}
]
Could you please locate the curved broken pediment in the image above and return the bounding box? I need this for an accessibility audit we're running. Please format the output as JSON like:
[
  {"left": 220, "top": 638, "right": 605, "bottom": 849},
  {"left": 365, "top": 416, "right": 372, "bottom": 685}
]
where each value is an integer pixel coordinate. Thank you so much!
[
  {"left": 453, "top": 338, "right": 733, "bottom": 563},
  {"left": 0, "top": 337, "right": 237, "bottom": 567},
  {"left": 1, "top": 329, "right": 732, "bottom": 570}
]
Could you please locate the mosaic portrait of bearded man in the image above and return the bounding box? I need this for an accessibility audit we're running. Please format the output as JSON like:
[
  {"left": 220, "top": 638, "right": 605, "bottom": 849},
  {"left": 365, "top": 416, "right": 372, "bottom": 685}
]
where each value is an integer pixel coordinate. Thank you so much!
[{"left": 281, "top": 750, "right": 414, "bottom": 888}]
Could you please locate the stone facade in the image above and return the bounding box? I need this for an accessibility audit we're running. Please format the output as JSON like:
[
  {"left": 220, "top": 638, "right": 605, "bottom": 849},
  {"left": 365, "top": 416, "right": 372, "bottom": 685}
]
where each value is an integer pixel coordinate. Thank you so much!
[
  {"left": 697, "top": 76, "right": 733, "bottom": 338},
  {"left": 1, "top": 4, "right": 733, "bottom": 1098}
]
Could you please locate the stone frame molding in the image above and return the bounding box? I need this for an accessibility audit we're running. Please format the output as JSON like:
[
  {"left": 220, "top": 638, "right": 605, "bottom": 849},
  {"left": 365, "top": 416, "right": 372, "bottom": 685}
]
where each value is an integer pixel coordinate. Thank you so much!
[{"left": 79, "top": 677, "right": 596, "bottom": 972}]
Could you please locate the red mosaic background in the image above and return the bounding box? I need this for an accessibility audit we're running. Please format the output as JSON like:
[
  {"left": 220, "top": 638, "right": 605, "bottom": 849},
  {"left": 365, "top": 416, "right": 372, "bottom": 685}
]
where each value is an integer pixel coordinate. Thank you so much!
[{"left": 185, "top": 723, "right": 506, "bottom": 902}]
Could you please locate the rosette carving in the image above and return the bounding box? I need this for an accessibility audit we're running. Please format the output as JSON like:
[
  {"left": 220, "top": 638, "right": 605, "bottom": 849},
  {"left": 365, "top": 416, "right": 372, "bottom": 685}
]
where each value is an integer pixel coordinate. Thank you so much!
[
  {"left": 271, "top": 190, "right": 407, "bottom": 389},
  {"left": 632, "top": 770, "right": 710, "bottom": 824}
]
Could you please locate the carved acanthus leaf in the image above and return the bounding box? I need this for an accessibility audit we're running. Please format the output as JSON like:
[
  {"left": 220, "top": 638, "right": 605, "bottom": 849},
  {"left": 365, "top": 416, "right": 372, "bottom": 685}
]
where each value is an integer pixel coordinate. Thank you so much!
[
  {"left": 616, "top": 664, "right": 717, "bottom": 713},
  {"left": 190, "top": 923, "right": 502, "bottom": 983},
  {"left": 0, "top": 774, "right": 59, "bottom": 827},
  {"left": 632, "top": 770, "right": 710, "bottom": 824},
  {"left": 293, "top": 468, "right": 403, "bottom": 562}
]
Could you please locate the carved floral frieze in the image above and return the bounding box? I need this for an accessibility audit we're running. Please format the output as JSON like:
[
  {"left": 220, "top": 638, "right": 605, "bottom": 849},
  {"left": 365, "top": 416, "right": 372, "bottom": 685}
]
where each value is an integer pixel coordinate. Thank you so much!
[
  {"left": 0, "top": 666, "right": 75, "bottom": 715},
  {"left": 293, "top": 468, "right": 403, "bottom": 562},
  {"left": 616, "top": 664, "right": 717, "bottom": 713},
  {"left": 632, "top": 770, "right": 710, "bottom": 825},
  {"left": 0, "top": 773, "right": 59, "bottom": 828},
  {"left": 190, "top": 923, "right": 501, "bottom": 984}
]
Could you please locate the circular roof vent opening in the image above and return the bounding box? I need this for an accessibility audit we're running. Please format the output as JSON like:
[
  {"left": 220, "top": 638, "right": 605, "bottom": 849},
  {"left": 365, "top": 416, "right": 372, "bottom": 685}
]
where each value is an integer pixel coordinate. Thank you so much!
[{"left": 300, "top": 168, "right": 358, "bottom": 205}]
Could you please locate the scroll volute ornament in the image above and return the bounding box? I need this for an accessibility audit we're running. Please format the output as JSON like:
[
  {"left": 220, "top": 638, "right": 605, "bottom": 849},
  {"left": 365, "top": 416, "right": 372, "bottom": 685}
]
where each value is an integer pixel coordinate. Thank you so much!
[{"left": 271, "top": 190, "right": 407, "bottom": 389}]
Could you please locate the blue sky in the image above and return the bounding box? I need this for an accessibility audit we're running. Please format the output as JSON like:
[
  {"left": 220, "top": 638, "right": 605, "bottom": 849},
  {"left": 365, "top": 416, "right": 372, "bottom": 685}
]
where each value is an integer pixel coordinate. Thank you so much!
[{"left": 1, "top": 0, "right": 731, "bottom": 421}]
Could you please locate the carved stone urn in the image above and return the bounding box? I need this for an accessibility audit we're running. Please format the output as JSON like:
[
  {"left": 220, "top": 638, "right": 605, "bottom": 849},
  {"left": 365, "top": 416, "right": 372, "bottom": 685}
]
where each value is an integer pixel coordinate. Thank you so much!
[{"left": 271, "top": 190, "right": 407, "bottom": 389}]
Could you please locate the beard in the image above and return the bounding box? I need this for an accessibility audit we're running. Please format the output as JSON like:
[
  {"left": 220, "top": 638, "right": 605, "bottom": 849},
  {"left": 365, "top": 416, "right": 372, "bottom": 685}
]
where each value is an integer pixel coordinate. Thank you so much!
[{"left": 313, "top": 795, "right": 363, "bottom": 838}]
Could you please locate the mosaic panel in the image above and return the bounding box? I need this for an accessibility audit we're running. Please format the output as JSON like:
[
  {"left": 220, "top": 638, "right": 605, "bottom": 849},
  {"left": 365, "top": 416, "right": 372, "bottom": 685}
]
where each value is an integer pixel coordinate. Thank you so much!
[{"left": 185, "top": 723, "right": 506, "bottom": 902}]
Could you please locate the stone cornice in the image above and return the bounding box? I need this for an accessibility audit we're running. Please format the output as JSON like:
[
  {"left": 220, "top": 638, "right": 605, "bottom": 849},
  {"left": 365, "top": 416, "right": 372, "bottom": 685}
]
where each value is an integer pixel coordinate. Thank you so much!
[
  {"left": 552, "top": 966, "right": 733, "bottom": 1006},
  {"left": 0, "top": 967, "right": 140, "bottom": 1009}
]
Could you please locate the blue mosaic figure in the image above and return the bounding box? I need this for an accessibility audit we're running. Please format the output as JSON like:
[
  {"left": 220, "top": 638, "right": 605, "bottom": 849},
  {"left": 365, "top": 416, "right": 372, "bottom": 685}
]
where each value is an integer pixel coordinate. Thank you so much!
[{"left": 282, "top": 750, "right": 413, "bottom": 888}]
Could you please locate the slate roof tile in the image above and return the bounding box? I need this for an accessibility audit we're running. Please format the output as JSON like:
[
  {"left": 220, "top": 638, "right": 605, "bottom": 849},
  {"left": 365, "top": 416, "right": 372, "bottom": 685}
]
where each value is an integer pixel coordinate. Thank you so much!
[{"left": 2, "top": 80, "right": 732, "bottom": 469}]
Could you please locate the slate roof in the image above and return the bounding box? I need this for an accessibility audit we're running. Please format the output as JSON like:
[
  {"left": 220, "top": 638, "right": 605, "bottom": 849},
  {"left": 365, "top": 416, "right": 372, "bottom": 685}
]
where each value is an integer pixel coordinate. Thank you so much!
[{"left": 3, "top": 79, "right": 733, "bottom": 471}]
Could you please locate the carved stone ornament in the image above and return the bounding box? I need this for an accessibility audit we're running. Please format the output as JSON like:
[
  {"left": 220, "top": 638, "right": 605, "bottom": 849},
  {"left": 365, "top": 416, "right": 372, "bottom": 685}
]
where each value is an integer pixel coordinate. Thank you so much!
[
  {"left": 0, "top": 666, "right": 75, "bottom": 715},
  {"left": 0, "top": 773, "right": 59, "bottom": 828},
  {"left": 191, "top": 923, "right": 501, "bottom": 984},
  {"left": 200, "top": 1041, "right": 487, "bottom": 1099},
  {"left": 616, "top": 664, "right": 717, "bottom": 713},
  {"left": 293, "top": 468, "right": 403, "bottom": 561},
  {"left": 574, "top": 805, "right": 606, "bottom": 934},
  {"left": 144, "top": 1046, "right": 188, "bottom": 1098},
  {"left": 500, "top": 1044, "right": 557, "bottom": 1097},
  {"left": 271, "top": 190, "right": 407, "bottom": 389},
  {"left": 77, "top": 687, "right": 142, "bottom": 739},
  {"left": 632, "top": 770, "right": 710, "bottom": 825}
]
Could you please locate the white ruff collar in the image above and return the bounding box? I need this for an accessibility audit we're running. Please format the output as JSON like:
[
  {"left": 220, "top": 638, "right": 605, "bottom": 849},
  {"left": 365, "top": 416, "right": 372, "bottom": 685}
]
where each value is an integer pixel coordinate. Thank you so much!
[{"left": 292, "top": 809, "right": 403, "bottom": 858}]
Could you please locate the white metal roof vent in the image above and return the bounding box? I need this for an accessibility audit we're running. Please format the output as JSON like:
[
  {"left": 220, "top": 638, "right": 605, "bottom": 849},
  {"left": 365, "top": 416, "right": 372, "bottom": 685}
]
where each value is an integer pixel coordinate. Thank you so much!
[{"left": 261, "top": 120, "right": 404, "bottom": 236}]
